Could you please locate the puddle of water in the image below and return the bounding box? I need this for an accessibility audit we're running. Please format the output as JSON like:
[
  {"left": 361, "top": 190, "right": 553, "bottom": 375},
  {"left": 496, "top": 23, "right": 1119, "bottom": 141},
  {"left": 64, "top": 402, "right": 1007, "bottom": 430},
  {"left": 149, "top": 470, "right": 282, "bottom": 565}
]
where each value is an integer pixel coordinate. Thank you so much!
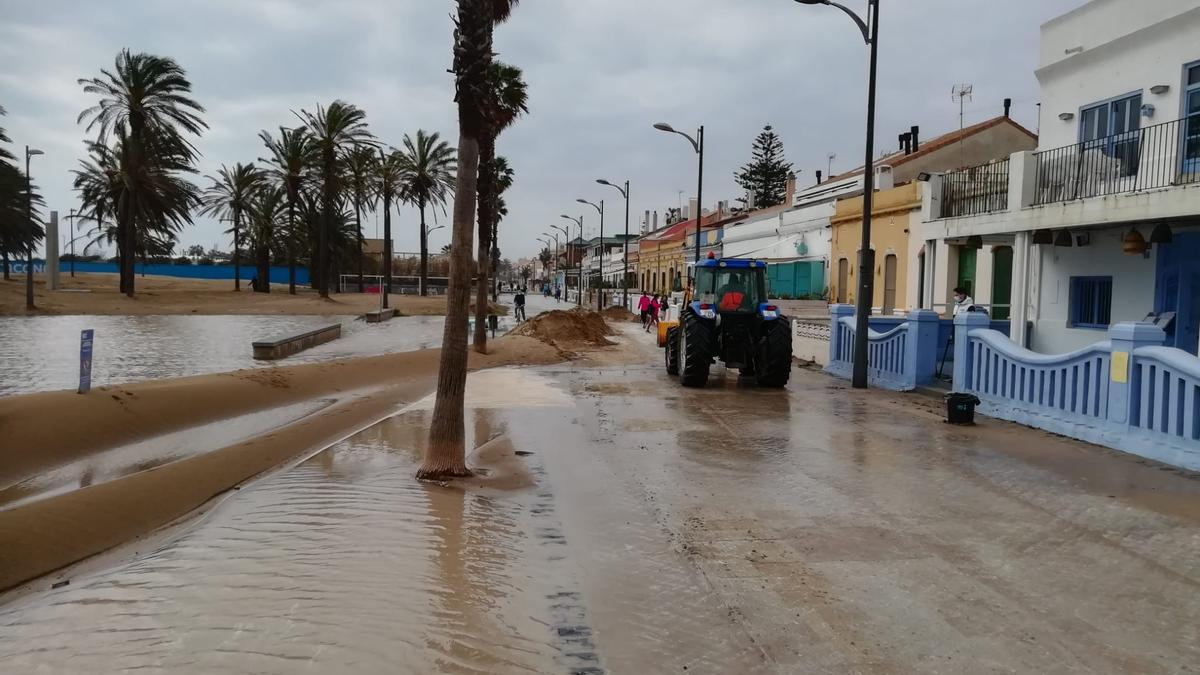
[{"left": 0, "top": 398, "right": 335, "bottom": 510}]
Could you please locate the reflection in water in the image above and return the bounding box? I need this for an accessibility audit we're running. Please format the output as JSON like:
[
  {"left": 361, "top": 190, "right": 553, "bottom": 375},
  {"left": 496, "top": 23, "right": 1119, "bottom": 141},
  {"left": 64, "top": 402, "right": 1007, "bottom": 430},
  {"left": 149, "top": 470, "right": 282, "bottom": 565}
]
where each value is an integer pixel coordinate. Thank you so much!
[{"left": 0, "top": 314, "right": 457, "bottom": 396}]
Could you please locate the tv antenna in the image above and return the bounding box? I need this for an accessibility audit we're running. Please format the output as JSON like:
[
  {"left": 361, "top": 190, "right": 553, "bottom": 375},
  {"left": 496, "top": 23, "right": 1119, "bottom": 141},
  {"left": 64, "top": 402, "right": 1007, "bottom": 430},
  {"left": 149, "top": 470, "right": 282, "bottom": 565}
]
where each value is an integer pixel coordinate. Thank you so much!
[
  {"left": 951, "top": 84, "right": 974, "bottom": 168},
  {"left": 826, "top": 152, "right": 836, "bottom": 177}
]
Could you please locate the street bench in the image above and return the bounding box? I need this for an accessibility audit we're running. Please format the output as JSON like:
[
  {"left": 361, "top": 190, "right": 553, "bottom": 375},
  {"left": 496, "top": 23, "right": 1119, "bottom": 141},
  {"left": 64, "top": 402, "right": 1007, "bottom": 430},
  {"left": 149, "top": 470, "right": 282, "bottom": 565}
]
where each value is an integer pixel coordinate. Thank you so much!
[{"left": 364, "top": 308, "right": 398, "bottom": 323}]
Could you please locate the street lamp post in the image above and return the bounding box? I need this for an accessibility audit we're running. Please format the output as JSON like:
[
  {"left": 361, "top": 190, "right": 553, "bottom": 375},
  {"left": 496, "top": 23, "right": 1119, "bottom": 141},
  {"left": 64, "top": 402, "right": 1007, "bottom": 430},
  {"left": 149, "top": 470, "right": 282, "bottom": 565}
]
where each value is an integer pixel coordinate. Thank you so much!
[
  {"left": 24, "top": 146, "right": 44, "bottom": 310},
  {"left": 577, "top": 198, "right": 604, "bottom": 310},
  {"left": 541, "top": 231, "right": 561, "bottom": 275},
  {"left": 795, "top": 0, "right": 879, "bottom": 390},
  {"left": 560, "top": 214, "right": 584, "bottom": 306},
  {"left": 551, "top": 224, "right": 569, "bottom": 294},
  {"left": 653, "top": 123, "right": 705, "bottom": 265},
  {"left": 597, "top": 179, "right": 631, "bottom": 309}
]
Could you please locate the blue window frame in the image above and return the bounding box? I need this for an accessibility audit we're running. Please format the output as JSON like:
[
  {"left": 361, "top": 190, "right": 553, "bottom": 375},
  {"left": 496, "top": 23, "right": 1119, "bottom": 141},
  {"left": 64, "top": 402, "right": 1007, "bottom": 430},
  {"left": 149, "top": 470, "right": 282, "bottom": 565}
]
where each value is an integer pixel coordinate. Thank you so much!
[
  {"left": 1183, "top": 61, "right": 1200, "bottom": 175},
  {"left": 1070, "top": 276, "right": 1113, "bottom": 329},
  {"left": 1080, "top": 92, "right": 1143, "bottom": 177}
]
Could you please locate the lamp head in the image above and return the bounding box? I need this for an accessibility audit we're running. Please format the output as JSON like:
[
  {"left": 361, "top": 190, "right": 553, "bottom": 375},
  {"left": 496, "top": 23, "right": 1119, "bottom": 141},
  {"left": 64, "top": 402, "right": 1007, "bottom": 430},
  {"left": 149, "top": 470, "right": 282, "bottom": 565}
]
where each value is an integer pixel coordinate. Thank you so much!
[
  {"left": 794, "top": 0, "right": 830, "bottom": 4},
  {"left": 596, "top": 179, "right": 611, "bottom": 186},
  {"left": 653, "top": 122, "right": 675, "bottom": 133},
  {"left": 576, "top": 198, "right": 588, "bottom": 205},
  {"left": 27, "top": 148, "right": 44, "bottom": 157}
]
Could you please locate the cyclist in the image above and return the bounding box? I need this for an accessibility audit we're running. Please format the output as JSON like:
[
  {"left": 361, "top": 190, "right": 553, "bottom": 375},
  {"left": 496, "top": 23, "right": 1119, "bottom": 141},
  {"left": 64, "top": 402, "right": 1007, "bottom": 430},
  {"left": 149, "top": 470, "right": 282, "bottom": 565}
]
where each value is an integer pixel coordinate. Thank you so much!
[{"left": 514, "top": 287, "right": 527, "bottom": 322}]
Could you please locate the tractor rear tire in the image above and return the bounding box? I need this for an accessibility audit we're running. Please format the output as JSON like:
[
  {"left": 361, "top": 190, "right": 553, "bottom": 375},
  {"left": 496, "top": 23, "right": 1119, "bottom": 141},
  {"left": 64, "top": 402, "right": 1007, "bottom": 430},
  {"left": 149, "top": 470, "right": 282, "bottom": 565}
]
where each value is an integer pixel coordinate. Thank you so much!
[
  {"left": 679, "top": 310, "right": 713, "bottom": 388},
  {"left": 665, "top": 326, "right": 680, "bottom": 376},
  {"left": 756, "top": 318, "right": 792, "bottom": 388}
]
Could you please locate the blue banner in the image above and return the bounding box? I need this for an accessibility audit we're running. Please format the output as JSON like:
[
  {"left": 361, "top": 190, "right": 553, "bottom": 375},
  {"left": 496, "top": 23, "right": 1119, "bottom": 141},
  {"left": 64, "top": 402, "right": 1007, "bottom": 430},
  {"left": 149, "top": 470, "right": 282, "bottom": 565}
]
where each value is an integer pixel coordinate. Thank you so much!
[{"left": 79, "top": 329, "right": 94, "bottom": 394}]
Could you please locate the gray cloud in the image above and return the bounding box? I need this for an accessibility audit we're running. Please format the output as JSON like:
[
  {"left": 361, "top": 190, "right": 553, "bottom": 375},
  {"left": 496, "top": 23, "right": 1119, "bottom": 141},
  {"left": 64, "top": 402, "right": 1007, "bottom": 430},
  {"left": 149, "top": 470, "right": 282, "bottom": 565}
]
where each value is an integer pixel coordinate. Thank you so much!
[{"left": 1, "top": 0, "right": 1083, "bottom": 259}]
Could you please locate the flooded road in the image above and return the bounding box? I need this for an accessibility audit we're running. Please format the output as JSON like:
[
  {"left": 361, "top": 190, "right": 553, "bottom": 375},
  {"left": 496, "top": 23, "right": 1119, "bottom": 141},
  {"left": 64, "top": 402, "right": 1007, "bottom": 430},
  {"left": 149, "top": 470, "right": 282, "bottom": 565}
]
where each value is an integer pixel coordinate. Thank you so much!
[
  {"left": 2, "top": 326, "right": 1199, "bottom": 672},
  {"left": 0, "top": 314, "right": 461, "bottom": 396}
]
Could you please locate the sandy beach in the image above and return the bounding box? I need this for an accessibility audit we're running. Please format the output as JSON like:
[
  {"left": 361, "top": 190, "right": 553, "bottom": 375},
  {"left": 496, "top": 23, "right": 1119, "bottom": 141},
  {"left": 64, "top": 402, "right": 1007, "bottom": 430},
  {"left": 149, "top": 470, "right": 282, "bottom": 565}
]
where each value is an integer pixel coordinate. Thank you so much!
[{"left": 0, "top": 274, "right": 501, "bottom": 316}]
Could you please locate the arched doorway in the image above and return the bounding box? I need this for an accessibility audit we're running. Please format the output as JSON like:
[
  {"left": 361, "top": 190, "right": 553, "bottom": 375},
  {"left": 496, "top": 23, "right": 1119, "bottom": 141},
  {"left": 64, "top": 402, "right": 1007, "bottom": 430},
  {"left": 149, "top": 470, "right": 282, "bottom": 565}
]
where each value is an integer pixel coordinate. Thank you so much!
[{"left": 836, "top": 258, "right": 849, "bottom": 304}]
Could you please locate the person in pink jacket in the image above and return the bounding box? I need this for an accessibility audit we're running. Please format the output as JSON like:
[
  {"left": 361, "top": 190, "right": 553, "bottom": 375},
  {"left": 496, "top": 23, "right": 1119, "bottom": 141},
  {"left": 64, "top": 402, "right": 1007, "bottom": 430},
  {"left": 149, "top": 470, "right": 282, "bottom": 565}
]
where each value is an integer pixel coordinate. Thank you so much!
[{"left": 637, "top": 291, "right": 652, "bottom": 330}]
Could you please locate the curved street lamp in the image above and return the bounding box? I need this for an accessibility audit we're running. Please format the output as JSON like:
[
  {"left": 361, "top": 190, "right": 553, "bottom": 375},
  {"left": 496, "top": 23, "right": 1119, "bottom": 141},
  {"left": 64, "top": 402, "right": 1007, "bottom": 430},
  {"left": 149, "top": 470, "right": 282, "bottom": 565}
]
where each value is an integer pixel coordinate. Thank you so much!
[
  {"left": 597, "top": 178, "right": 631, "bottom": 308},
  {"left": 560, "top": 214, "right": 584, "bottom": 306},
  {"left": 795, "top": 0, "right": 879, "bottom": 390},
  {"left": 653, "top": 122, "right": 704, "bottom": 265},
  {"left": 577, "top": 198, "right": 605, "bottom": 310}
]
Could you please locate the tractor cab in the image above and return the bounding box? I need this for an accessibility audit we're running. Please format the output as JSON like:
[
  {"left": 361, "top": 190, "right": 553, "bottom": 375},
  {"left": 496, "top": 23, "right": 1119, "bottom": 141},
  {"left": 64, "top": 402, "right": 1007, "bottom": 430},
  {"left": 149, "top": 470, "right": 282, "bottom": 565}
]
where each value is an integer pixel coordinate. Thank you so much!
[{"left": 690, "top": 258, "right": 770, "bottom": 318}]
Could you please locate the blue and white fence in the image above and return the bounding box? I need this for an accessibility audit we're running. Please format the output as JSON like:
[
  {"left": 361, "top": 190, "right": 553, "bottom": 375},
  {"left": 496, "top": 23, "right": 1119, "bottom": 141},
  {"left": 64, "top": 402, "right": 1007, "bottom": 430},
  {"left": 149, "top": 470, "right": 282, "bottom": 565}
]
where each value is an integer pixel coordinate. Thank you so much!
[
  {"left": 826, "top": 304, "right": 939, "bottom": 391},
  {"left": 953, "top": 312, "right": 1200, "bottom": 471}
]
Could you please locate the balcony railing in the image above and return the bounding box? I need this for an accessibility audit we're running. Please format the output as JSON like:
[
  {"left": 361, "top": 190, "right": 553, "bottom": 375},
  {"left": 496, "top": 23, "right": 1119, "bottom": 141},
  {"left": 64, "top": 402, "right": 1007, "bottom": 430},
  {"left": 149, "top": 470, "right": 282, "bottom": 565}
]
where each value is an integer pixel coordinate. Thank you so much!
[
  {"left": 1034, "top": 114, "right": 1200, "bottom": 205},
  {"left": 937, "top": 158, "right": 1010, "bottom": 218}
]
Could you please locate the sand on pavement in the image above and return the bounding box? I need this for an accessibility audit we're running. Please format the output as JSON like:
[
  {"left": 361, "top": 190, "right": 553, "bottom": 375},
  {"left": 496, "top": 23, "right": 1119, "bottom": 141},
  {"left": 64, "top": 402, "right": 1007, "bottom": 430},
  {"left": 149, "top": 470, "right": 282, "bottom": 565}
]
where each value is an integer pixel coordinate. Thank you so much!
[{"left": 0, "top": 273, "right": 504, "bottom": 316}]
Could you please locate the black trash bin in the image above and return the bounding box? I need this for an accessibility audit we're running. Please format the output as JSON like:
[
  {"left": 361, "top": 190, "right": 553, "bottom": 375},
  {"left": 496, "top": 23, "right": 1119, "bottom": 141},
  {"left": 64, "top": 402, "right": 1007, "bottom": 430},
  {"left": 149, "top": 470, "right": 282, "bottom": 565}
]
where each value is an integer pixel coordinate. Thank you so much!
[{"left": 944, "top": 392, "right": 981, "bottom": 425}]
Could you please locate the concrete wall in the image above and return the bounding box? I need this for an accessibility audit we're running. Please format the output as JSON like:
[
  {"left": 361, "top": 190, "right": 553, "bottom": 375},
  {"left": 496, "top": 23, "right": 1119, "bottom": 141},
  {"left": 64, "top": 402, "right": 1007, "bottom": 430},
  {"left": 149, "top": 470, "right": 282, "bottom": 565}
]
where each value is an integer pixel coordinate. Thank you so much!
[
  {"left": 1036, "top": 0, "right": 1200, "bottom": 150},
  {"left": 891, "top": 124, "right": 1038, "bottom": 184},
  {"left": 1032, "top": 228, "right": 1158, "bottom": 353}
]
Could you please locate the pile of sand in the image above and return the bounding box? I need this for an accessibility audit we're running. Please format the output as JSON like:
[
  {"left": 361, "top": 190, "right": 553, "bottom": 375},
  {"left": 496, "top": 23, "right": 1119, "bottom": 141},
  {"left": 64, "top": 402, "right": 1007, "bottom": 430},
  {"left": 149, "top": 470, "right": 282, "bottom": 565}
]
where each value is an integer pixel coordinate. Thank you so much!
[
  {"left": 601, "top": 305, "right": 640, "bottom": 323},
  {"left": 512, "top": 308, "right": 615, "bottom": 347}
]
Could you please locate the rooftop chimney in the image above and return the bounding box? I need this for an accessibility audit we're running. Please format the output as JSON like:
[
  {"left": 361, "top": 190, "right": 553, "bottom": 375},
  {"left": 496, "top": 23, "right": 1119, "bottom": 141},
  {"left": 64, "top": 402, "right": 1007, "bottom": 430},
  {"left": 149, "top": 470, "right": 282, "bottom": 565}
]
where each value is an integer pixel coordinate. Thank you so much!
[
  {"left": 785, "top": 172, "right": 797, "bottom": 205},
  {"left": 910, "top": 125, "right": 920, "bottom": 152},
  {"left": 1003, "top": 97, "right": 1012, "bottom": 118},
  {"left": 899, "top": 132, "right": 911, "bottom": 155},
  {"left": 815, "top": 169, "right": 823, "bottom": 184},
  {"left": 688, "top": 198, "right": 698, "bottom": 222}
]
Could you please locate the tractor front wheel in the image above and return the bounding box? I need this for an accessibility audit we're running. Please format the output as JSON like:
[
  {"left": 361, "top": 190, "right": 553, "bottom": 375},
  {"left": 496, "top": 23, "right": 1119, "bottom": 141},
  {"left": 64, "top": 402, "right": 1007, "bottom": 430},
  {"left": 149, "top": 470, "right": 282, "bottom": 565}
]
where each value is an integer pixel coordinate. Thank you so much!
[
  {"left": 679, "top": 310, "right": 713, "bottom": 388},
  {"left": 755, "top": 318, "right": 792, "bottom": 388}
]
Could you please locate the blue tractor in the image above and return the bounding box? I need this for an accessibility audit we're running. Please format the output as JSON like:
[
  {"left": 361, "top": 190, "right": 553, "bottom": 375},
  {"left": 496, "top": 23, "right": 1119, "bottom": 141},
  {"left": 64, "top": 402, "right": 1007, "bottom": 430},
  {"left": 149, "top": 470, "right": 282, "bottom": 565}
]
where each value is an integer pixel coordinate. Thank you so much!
[{"left": 663, "top": 257, "right": 792, "bottom": 388}]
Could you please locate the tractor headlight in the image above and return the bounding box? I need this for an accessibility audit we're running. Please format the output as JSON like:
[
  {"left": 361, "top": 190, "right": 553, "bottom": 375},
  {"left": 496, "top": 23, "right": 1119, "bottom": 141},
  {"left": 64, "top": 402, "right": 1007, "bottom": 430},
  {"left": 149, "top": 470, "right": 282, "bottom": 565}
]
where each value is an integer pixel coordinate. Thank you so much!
[{"left": 761, "top": 310, "right": 778, "bottom": 319}]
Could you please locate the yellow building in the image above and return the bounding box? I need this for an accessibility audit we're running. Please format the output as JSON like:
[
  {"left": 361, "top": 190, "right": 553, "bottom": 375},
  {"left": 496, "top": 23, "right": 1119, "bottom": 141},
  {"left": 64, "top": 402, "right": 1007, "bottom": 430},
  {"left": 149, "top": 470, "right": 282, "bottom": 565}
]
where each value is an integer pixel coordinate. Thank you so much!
[{"left": 829, "top": 182, "right": 923, "bottom": 315}]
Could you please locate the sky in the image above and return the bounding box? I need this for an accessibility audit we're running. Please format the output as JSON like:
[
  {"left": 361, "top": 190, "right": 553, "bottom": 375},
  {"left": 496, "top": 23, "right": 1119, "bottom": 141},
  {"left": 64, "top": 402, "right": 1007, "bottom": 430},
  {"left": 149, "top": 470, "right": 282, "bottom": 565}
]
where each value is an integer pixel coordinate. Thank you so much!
[{"left": 1, "top": 0, "right": 1086, "bottom": 262}]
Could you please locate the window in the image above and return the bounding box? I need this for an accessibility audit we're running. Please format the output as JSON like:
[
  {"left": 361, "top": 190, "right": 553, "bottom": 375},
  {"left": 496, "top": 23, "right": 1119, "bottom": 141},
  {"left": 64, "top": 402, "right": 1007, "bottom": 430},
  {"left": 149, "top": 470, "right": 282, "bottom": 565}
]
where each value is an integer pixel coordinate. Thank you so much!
[
  {"left": 1080, "top": 93, "right": 1142, "bottom": 176},
  {"left": 1070, "top": 276, "right": 1113, "bottom": 329}
]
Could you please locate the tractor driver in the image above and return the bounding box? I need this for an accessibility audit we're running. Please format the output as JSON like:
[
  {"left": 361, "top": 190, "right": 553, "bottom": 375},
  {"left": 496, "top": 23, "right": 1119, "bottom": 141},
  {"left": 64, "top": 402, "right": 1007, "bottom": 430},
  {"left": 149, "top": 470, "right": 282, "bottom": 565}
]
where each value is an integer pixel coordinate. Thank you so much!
[{"left": 717, "top": 272, "right": 751, "bottom": 312}]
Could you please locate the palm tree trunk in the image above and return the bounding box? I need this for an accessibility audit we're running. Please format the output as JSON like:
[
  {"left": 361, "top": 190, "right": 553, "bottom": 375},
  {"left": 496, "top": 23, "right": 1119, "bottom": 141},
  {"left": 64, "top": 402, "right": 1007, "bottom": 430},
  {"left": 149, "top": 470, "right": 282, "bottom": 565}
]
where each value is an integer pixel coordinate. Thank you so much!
[
  {"left": 355, "top": 201, "right": 364, "bottom": 293},
  {"left": 233, "top": 206, "right": 242, "bottom": 292},
  {"left": 286, "top": 192, "right": 297, "bottom": 295},
  {"left": 121, "top": 206, "right": 135, "bottom": 297},
  {"left": 418, "top": 133, "right": 480, "bottom": 480},
  {"left": 319, "top": 164, "right": 332, "bottom": 299},
  {"left": 257, "top": 241, "right": 270, "bottom": 293},
  {"left": 473, "top": 137, "right": 496, "bottom": 353},
  {"left": 383, "top": 192, "right": 392, "bottom": 310},
  {"left": 419, "top": 201, "right": 429, "bottom": 297}
]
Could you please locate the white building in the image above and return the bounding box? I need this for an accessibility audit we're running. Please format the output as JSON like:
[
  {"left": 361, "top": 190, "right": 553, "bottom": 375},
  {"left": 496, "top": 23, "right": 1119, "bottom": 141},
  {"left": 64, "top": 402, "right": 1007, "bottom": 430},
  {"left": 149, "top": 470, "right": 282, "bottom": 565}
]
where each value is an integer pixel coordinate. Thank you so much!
[{"left": 922, "top": 0, "right": 1200, "bottom": 354}]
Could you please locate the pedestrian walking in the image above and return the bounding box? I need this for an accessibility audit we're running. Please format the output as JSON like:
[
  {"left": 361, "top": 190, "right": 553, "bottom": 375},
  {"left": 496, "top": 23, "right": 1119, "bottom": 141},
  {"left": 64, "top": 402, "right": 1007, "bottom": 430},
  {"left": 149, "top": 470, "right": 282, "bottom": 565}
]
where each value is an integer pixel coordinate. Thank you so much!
[
  {"left": 514, "top": 287, "right": 527, "bottom": 322},
  {"left": 637, "top": 291, "right": 652, "bottom": 331},
  {"left": 554, "top": 286, "right": 561, "bottom": 303},
  {"left": 646, "top": 294, "right": 660, "bottom": 332}
]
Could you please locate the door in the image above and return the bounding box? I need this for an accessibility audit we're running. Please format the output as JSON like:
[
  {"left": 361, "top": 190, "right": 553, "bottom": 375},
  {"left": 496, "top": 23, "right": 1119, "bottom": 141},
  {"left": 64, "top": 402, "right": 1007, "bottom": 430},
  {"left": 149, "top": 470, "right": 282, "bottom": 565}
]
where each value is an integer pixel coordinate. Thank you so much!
[
  {"left": 882, "top": 254, "right": 897, "bottom": 315},
  {"left": 1183, "top": 63, "right": 1200, "bottom": 177},
  {"left": 957, "top": 247, "right": 977, "bottom": 297},
  {"left": 1155, "top": 231, "right": 1200, "bottom": 354},
  {"left": 836, "top": 258, "right": 849, "bottom": 304},
  {"left": 991, "top": 246, "right": 1013, "bottom": 320}
]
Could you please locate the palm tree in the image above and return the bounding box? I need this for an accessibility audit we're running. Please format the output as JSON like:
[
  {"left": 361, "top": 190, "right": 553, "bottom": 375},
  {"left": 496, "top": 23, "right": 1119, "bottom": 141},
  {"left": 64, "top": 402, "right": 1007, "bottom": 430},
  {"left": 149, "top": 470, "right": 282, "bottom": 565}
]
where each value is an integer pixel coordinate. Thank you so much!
[
  {"left": 374, "top": 148, "right": 405, "bottom": 309},
  {"left": 198, "top": 163, "right": 265, "bottom": 290},
  {"left": 419, "top": 0, "right": 519, "bottom": 480},
  {"left": 0, "top": 163, "right": 44, "bottom": 282},
  {"left": 259, "top": 126, "right": 317, "bottom": 294},
  {"left": 396, "top": 130, "right": 456, "bottom": 296},
  {"left": 0, "top": 105, "right": 15, "bottom": 166},
  {"left": 296, "top": 101, "right": 373, "bottom": 298},
  {"left": 77, "top": 49, "right": 206, "bottom": 296},
  {"left": 473, "top": 61, "right": 528, "bottom": 352},
  {"left": 344, "top": 145, "right": 377, "bottom": 293},
  {"left": 246, "top": 185, "right": 287, "bottom": 292}
]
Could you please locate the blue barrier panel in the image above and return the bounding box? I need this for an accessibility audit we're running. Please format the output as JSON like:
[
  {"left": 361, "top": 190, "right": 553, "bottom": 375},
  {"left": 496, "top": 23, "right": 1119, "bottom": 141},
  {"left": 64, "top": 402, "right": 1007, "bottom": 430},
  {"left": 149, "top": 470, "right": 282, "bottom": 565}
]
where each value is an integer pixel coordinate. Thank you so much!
[
  {"left": 3, "top": 260, "right": 310, "bottom": 285},
  {"left": 826, "top": 305, "right": 939, "bottom": 391}
]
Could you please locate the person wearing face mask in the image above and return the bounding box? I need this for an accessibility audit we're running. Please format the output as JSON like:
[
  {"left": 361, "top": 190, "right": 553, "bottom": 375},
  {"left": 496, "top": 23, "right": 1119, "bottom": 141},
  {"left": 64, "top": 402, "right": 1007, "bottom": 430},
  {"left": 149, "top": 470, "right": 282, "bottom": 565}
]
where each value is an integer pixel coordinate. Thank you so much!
[{"left": 952, "top": 287, "right": 976, "bottom": 316}]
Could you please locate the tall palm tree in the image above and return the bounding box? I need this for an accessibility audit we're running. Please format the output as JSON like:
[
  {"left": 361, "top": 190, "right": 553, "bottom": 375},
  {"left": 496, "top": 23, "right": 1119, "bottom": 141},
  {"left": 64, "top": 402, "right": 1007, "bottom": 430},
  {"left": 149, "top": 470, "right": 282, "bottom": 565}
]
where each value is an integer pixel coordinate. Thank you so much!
[
  {"left": 296, "top": 101, "right": 373, "bottom": 298},
  {"left": 396, "top": 130, "right": 456, "bottom": 296},
  {"left": 259, "top": 126, "right": 317, "bottom": 294},
  {"left": 77, "top": 49, "right": 206, "bottom": 296},
  {"left": 0, "top": 105, "right": 15, "bottom": 166},
  {"left": 0, "top": 163, "right": 43, "bottom": 282},
  {"left": 344, "top": 145, "right": 377, "bottom": 293},
  {"left": 374, "top": 148, "right": 405, "bottom": 309},
  {"left": 419, "top": 0, "right": 519, "bottom": 480},
  {"left": 246, "top": 184, "right": 287, "bottom": 292},
  {"left": 198, "top": 163, "right": 265, "bottom": 290},
  {"left": 473, "top": 61, "right": 528, "bottom": 352}
]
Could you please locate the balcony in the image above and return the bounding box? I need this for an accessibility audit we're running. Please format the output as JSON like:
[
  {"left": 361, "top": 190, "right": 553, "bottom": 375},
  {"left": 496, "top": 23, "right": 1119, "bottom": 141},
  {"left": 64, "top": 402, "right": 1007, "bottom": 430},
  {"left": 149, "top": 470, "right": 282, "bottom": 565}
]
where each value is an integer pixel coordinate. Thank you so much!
[
  {"left": 1033, "top": 114, "right": 1200, "bottom": 205},
  {"left": 937, "top": 158, "right": 1010, "bottom": 218}
]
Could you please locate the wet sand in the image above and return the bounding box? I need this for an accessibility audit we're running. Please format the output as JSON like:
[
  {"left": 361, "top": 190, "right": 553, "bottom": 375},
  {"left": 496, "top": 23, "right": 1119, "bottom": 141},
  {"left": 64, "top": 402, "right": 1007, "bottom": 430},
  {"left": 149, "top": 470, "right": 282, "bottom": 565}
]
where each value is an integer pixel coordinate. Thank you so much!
[
  {"left": 0, "top": 273, "right": 503, "bottom": 316},
  {"left": 0, "top": 335, "right": 563, "bottom": 594}
]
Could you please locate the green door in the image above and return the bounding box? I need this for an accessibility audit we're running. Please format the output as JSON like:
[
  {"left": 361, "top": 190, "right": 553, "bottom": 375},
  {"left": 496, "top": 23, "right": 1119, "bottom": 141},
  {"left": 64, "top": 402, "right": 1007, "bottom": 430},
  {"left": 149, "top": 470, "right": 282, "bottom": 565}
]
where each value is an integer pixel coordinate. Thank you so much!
[
  {"left": 991, "top": 246, "right": 1013, "bottom": 320},
  {"left": 957, "top": 247, "right": 977, "bottom": 296}
]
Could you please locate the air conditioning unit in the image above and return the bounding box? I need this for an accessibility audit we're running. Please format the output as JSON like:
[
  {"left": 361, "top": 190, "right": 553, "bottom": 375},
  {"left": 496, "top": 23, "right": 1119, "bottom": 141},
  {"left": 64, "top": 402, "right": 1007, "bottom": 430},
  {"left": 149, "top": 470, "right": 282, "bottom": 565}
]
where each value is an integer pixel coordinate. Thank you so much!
[{"left": 874, "top": 165, "right": 894, "bottom": 191}]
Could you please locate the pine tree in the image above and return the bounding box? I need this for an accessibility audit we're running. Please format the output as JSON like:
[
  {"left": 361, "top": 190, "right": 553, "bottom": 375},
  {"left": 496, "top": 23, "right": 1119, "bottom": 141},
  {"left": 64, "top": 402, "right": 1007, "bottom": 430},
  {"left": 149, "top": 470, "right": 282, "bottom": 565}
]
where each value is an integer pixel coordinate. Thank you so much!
[{"left": 734, "top": 124, "right": 793, "bottom": 209}]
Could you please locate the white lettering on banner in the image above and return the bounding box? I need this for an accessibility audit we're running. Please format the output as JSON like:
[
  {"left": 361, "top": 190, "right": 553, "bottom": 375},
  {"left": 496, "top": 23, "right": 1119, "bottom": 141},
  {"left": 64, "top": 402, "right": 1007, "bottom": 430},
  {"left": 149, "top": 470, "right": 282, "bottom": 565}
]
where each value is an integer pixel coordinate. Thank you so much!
[{"left": 3, "top": 263, "right": 45, "bottom": 275}]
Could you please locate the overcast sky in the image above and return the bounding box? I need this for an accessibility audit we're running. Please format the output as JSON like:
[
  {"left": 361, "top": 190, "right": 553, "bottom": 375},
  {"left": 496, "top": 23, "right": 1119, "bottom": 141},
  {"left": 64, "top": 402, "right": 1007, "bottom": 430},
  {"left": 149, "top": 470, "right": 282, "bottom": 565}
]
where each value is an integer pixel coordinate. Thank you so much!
[{"left": 2, "top": 0, "right": 1085, "bottom": 261}]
